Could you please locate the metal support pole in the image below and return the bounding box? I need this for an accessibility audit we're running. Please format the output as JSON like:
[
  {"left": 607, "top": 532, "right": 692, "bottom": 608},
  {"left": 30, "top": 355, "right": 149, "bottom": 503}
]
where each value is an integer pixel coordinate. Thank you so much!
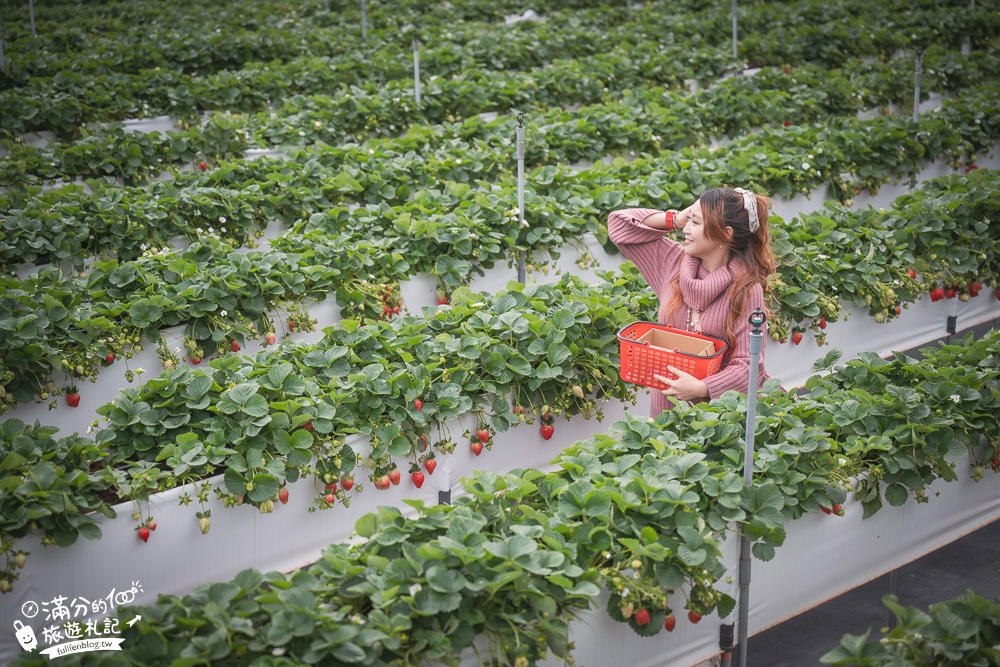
[
  {"left": 731, "top": 0, "right": 738, "bottom": 60},
  {"left": 963, "top": 0, "right": 975, "bottom": 54},
  {"left": 361, "top": 0, "right": 367, "bottom": 43},
  {"left": 627, "top": 0, "right": 632, "bottom": 20},
  {"left": 29, "top": 0, "right": 36, "bottom": 38},
  {"left": 413, "top": 35, "right": 421, "bottom": 107},
  {"left": 909, "top": 46, "right": 924, "bottom": 188},
  {"left": 737, "top": 308, "right": 766, "bottom": 667},
  {"left": 516, "top": 112, "right": 526, "bottom": 284}
]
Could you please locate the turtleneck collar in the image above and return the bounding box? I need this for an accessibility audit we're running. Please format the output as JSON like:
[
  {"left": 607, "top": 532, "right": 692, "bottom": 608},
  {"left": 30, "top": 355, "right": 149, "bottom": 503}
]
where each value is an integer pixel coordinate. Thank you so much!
[{"left": 679, "top": 255, "right": 737, "bottom": 311}]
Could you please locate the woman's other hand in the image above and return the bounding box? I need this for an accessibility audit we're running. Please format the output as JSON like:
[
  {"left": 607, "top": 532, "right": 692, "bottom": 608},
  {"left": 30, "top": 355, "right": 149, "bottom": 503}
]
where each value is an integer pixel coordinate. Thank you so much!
[{"left": 654, "top": 366, "right": 709, "bottom": 402}]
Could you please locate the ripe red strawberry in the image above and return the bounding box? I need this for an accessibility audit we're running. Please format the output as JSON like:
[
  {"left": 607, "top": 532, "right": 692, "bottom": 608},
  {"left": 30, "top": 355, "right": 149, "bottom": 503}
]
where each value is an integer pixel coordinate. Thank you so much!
[
  {"left": 634, "top": 609, "right": 651, "bottom": 626},
  {"left": 470, "top": 441, "right": 484, "bottom": 456},
  {"left": 288, "top": 321, "right": 296, "bottom": 332},
  {"left": 105, "top": 352, "right": 115, "bottom": 364},
  {"left": 818, "top": 317, "right": 827, "bottom": 330},
  {"left": 791, "top": 332, "right": 803, "bottom": 345},
  {"left": 476, "top": 428, "right": 490, "bottom": 443},
  {"left": 411, "top": 471, "right": 425, "bottom": 488},
  {"left": 783, "top": 119, "right": 791, "bottom": 126},
  {"left": 424, "top": 459, "right": 436, "bottom": 475},
  {"left": 664, "top": 614, "right": 676, "bottom": 632},
  {"left": 389, "top": 469, "right": 401, "bottom": 486},
  {"left": 199, "top": 160, "right": 208, "bottom": 171},
  {"left": 965, "top": 163, "right": 979, "bottom": 173},
  {"left": 832, "top": 503, "right": 845, "bottom": 516},
  {"left": 540, "top": 424, "right": 555, "bottom": 440},
  {"left": 302, "top": 420, "right": 314, "bottom": 431},
  {"left": 896, "top": 306, "right": 902, "bottom": 316},
  {"left": 341, "top": 476, "right": 354, "bottom": 491},
  {"left": 325, "top": 482, "right": 338, "bottom": 492},
  {"left": 191, "top": 356, "right": 202, "bottom": 365},
  {"left": 413, "top": 398, "right": 422, "bottom": 411},
  {"left": 147, "top": 520, "right": 157, "bottom": 531},
  {"left": 512, "top": 405, "right": 525, "bottom": 414},
  {"left": 325, "top": 493, "right": 335, "bottom": 504},
  {"left": 819, "top": 505, "right": 832, "bottom": 515},
  {"left": 138, "top": 527, "right": 150, "bottom": 543},
  {"left": 944, "top": 288, "right": 956, "bottom": 299},
  {"left": 264, "top": 332, "right": 276, "bottom": 345},
  {"left": 995, "top": 289, "right": 1000, "bottom": 301},
  {"left": 231, "top": 340, "right": 241, "bottom": 352},
  {"left": 379, "top": 475, "right": 391, "bottom": 489},
  {"left": 929, "top": 287, "right": 944, "bottom": 302},
  {"left": 688, "top": 610, "right": 702, "bottom": 624},
  {"left": 65, "top": 391, "right": 81, "bottom": 408},
  {"left": 278, "top": 488, "right": 289, "bottom": 505},
  {"left": 907, "top": 268, "right": 917, "bottom": 279}
]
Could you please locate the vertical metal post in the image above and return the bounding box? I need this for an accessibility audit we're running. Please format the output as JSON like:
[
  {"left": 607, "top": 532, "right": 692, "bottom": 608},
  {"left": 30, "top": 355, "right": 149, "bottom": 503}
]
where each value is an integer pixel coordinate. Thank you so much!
[
  {"left": 627, "top": 0, "right": 632, "bottom": 20},
  {"left": 413, "top": 35, "right": 421, "bottom": 107},
  {"left": 738, "top": 309, "right": 766, "bottom": 667},
  {"left": 361, "top": 0, "right": 367, "bottom": 42},
  {"left": 963, "top": 0, "right": 975, "bottom": 54},
  {"left": 29, "top": 0, "right": 37, "bottom": 38},
  {"left": 912, "top": 47, "right": 923, "bottom": 124},
  {"left": 731, "top": 0, "right": 738, "bottom": 60},
  {"left": 516, "top": 112, "right": 526, "bottom": 284}
]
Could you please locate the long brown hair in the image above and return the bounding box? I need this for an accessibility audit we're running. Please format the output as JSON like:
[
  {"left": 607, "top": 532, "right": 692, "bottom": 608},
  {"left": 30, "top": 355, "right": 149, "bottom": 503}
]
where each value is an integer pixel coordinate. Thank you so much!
[{"left": 663, "top": 187, "right": 776, "bottom": 356}]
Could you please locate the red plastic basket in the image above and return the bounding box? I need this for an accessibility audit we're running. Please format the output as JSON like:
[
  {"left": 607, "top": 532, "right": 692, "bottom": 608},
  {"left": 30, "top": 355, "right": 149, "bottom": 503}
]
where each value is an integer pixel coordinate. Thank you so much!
[{"left": 617, "top": 322, "right": 728, "bottom": 390}]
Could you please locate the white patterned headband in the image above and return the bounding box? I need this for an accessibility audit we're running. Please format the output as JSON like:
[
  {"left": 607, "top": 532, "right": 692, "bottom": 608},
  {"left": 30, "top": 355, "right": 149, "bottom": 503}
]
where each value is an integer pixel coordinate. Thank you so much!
[{"left": 734, "top": 187, "right": 760, "bottom": 232}]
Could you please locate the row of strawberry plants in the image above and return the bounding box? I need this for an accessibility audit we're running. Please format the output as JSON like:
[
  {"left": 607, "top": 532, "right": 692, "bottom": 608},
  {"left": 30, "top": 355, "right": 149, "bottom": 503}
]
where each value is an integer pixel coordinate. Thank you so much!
[
  {"left": 0, "top": 31, "right": 730, "bottom": 140},
  {"left": 0, "top": 3, "right": 640, "bottom": 91},
  {"left": 1, "top": 158, "right": 998, "bottom": 412},
  {"left": 5, "top": 47, "right": 995, "bottom": 191},
  {"left": 820, "top": 591, "right": 1000, "bottom": 666},
  {"left": 6, "top": 0, "right": 996, "bottom": 98},
  {"left": 0, "top": 268, "right": 658, "bottom": 583},
  {"left": 4, "top": 0, "right": 997, "bottom": 138},
  {"left": 7, "top": 327, "right": 998, "bottom": 663},
  {"left": 5, "top": 72, "right": 999, "bottom": 276}
]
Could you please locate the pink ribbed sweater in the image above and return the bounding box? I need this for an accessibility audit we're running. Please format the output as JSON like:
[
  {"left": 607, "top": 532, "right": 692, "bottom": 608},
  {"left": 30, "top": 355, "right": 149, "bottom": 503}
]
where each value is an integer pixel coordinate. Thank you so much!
[{"left": 608, "top": 208, "right": 770, "bottom": 416}]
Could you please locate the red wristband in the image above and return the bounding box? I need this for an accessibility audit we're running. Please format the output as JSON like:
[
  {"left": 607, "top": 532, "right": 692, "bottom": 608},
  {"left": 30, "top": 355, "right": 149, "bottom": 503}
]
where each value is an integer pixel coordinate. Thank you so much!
[{"left": 665, "top": 210, "right": 676, "bottom": 229}]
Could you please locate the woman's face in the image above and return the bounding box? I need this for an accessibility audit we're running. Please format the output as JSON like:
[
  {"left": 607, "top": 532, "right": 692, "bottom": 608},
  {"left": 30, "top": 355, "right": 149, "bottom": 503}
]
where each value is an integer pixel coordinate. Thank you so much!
[{"left": 681, "top": 200, "right": 712, "bottom": 257}]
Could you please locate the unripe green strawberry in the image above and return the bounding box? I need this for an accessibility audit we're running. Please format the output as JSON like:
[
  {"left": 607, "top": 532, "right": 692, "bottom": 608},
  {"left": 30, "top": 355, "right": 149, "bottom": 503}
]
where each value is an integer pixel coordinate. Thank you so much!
[{"left": 199, "top": 517, "right": 211, "bottom": 534}]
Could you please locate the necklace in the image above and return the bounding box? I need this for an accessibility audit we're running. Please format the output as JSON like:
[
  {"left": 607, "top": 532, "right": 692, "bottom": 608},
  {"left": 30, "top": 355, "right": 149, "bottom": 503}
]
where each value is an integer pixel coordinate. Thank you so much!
[{"left": 685, "top": 305, "right": 703, "bottom": 333}]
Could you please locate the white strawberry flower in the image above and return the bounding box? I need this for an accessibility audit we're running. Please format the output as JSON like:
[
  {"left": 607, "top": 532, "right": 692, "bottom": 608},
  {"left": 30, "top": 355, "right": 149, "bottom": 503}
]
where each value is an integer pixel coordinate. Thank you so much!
[
  {"left": 951, "top": 394, "right": 961, "bottom": 403},
  {"left": 838, "top": 457, "right": 847, "bottom": 466},
  {"left": 220, "top": 310, "right": 228, "bottom": 317},
  {"left": 802, "top": 162, "right": 811, "bottom": 170},
  {"left": 409, "top": 584, "right": 422, "bottom": 596},
  {"left": 135, "top": 368, "right": 145, "bottom": 375},
  {"left": 219, "top": 216, "right": 226, "bottom": 223}
]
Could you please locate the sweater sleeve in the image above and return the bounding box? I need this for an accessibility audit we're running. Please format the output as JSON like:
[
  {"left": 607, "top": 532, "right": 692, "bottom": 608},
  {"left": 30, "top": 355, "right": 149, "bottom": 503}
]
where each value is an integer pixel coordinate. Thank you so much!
[
  {"left": 702, "top": 285, "right": 769, "bottom": 399},
  {"left": 607, "top": 208, "right": 684, "bottom": 300}
]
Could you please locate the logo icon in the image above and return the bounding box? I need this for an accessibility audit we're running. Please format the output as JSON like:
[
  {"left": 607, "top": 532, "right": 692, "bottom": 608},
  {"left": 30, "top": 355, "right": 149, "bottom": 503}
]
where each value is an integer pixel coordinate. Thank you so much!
[{"left": 14, "top": 620, "right": 37, "bottom": 652}]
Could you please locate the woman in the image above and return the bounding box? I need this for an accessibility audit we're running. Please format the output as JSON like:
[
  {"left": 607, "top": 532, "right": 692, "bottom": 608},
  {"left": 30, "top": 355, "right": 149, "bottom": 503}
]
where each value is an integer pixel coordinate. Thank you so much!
[{"left": 608, "top": 187, "right": 775, "bottom": 415}]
